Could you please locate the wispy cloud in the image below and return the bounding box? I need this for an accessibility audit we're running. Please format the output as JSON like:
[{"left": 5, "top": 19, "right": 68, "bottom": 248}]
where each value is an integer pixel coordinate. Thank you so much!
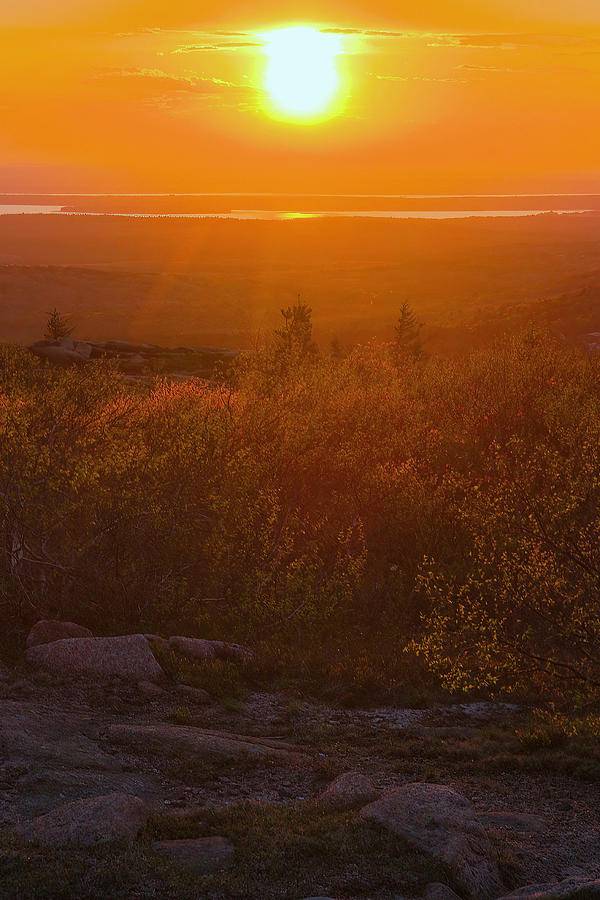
[
  {"left": 93, "top": 67, "right": 266, "bottom": 113},
  {"left": 95, "top": 67, "right": 240, "bottom": 91},
  {"left": 427, "top": 33, "right": 600, "bottom": 50},
  {"left": 458, "top": 64, "right": 525, "bottom": 72},
  {"left": 321, "top": 28, "right": 410, "bottom": 38},
  {"left": 373, "top": 73, "right": 467, "bottom": 85},
  {"left": 114, "top": 26, "right": 263, "bottom": 54},
  {"left": 172, "top": 41, "right": 263, "bottom": 54}
]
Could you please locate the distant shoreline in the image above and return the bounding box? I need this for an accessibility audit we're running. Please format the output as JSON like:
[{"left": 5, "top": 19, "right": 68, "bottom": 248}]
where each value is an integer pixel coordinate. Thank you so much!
[
  {"left": 2, "top": 191, "right": 600, "bottom": 198},
  {"left": 2, "top": 191, "right": 600, "bottom": 218},
  {"left": 0, "top": 205, "right": 597, "bottom": 221}
]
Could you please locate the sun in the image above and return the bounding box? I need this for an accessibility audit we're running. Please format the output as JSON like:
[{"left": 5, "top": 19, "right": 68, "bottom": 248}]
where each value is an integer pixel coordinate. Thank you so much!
[{"left": 261, "top": 26, "right": 342, "bottom": 120}]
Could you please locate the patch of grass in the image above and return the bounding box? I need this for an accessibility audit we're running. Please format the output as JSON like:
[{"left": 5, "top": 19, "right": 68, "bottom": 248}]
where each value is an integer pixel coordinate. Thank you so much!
[
  {"left": 160, "top": 755, "right": 272, "bottom": 787},
  {"left": 0, "top": 836, "right": 170, "bottom": 900},
  {"left": 151, "top": 645, "right": 250, "bottom": 701},
  {"left": 251, "top": 641, "right": 444, "bottom": 709},
  {"left": 272, "top": 706, "right": 600, "bottom": 785},
  {"left": 149, "top": 633, "right": 443, "bottom": 711},
  {"left": 368, "top": 711, "right": 600, "bottom": 782},
  {"left": 219, "top": 696, "right": 244, "bottom": 713},
  {"left": 272, "top": 707, "right": 597, "bottom": 787},
  {"left": 512, "top": 709, "right": 600, "bottom": 779},
  {"left": 516, "top": 708, "right": 600, "bottom": 748},
  {"left": 148, "top": 799, "right": 444, "bottom": 898},
  {"left": 0, "top": 801, "right": 443, "bottom": 900},
  {"left": 169, "top": 706, "right": 193, "bottom": 726}
]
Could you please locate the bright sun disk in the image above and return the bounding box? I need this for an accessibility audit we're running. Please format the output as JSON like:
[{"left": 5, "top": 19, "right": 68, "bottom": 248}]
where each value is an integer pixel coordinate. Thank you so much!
[{"left": 261, "top": 26, "right": 342, "bottom": 119}]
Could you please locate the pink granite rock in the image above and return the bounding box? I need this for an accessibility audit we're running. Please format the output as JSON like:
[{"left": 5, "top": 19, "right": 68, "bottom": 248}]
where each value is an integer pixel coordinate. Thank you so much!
[
  {"left": 213, "top": 641, "right": 254, "bottom": 664},
  {"left": 26, "top": 634, "right": 164, "bottom": 682},
  {"left": 478, "top": 811, "right": 547, "bottom": 836},
  {"left": 137, "top": 680, "right": 166, "bottom": 699},
  {"left": 107, "top": 723, "right": 304, "bottom": 762},
  {"left": 30, "top": 344, "right": 87, "bottom": 367},
  {"left": 169, "top": 636, "right": 253, "bottom": 664},
  {"left": 360, "top": 783, "right": 502, "bottom": 900},
  {"left": 499, "top": 878, "right": 600, "bottom": 898},
  {"left": 169, "top": 636, "right": 218, "bottom": 661},
  {"left": 175, "top": 684, "right": 212, "bottom": 704},
  {"left": 320, "top": 772, "right": 380, "bottom": 810},
  {"left": 144, "top": 634, "right": 169, "bottom": 652},
  {"left": 17, "top": 793, "right": 150, "bottom": 845},
  {"left": 26, "top": 619, "right": 93, "bottom": 649},
  {"left": 425, "top": 885, "right": 462, "bottom": 900}
]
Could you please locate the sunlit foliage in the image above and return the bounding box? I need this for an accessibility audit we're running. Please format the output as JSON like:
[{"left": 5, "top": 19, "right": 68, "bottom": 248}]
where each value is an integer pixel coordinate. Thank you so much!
[{"left": 1, "top": 330, "right": 599, "bottom": 700}]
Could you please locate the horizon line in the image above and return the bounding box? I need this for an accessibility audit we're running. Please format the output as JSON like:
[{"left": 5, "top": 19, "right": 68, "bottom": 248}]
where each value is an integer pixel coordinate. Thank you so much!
[{"left": 3, "top": 192, "right": 600, "bottom": 199}]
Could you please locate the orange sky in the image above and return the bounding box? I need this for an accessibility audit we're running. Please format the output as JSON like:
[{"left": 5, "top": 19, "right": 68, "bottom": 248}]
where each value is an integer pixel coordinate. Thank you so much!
[{"left": 1, "top": 0, "right": 599, "bottom": 193}]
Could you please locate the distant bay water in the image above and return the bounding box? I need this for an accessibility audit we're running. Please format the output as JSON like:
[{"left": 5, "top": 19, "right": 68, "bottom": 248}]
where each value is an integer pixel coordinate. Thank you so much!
[{"left": 0, "top": 193, "right": 599, "bottom": 220}]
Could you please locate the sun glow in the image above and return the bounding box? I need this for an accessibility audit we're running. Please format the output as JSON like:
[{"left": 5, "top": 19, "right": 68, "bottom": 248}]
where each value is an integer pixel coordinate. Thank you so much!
[{"left": 261, "top": 26, "right": 342, "bottom": 120}]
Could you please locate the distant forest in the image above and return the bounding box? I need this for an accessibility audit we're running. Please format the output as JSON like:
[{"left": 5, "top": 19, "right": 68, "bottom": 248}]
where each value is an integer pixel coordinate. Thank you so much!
[{"left": 1, "top": 213, "right": 599, "bottom": 354}]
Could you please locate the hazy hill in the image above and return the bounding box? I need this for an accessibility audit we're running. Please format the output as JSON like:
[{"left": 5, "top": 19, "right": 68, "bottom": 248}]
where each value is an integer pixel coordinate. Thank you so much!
[{"left": 1, "top": 213, "right": 599, "bottom": 349}]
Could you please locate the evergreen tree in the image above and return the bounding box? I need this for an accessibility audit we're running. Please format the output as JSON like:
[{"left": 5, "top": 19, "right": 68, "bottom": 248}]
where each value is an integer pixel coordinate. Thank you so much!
[
  {"left": 394, "top": 302, "right": 425, "bottom": 361},
  {"left": 44, "top": 308, "right": 73, "bottom": 342},
  {"left": 274, "top": 300, "right": 316, "bottom": 357}
]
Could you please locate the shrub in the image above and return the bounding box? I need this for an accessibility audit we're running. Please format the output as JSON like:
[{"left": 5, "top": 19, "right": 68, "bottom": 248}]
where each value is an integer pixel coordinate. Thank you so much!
[{"left": 1, "top": 331, "right": 599, "bottom": 700}]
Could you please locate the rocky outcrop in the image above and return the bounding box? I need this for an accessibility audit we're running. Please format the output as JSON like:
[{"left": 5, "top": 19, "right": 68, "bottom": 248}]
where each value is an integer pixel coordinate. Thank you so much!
[
  {"left": 152, "top": 836, "right": 234, "bottom": 871},
  {"left": 425, "top": 884, "right": 463, "bottom": 900},
  {"left": 17, "top": 793, "right": 150, "bottom": 845},
  {"left": 144, "top": 634, "right": 169, "bottom": 652},
  {"left": 118, "top": 353, "right": 145, "bottom": 374},
  {"left": 0, "top": 701, "right": 121, "bottom": 777},
  {"left": 30, "top": 344, "right": 87, "bottom": 367},
  {"left": 360, "top": 783, "right": 502, "bottom": 900},
  {"left": 74, "top": 340, "right": 93, "bottom": 358},
  {"left": 106, "top": 723, "right": 304, "bottom": 762},
  {"left": 29, "top": 337, "right": 237, "bottom": 377},
  {"left": 24, "top": 624, "right": 251, "bottom": 685},
  {"left": 26, "top": 634, "right": 164, "bottom": 683},
  {"left": 26, "top": 619, "right": 93, "bottom": 649},
  {"left": 169, "top": 636, "right": 253, "bottom": 664},
  {"left": 478, "top": 812, "right": 547, "bottom": 836},
  {"left": 169, "top": 636, "right": 218, "bottom": 661},
  {"left": 175, "top": 684, "right": 212, "bottom": 705},
  {"left": 319, "top": 772, "right": 380, "bottom": 810},
  {"left": 211, "top": 641, "right": 254, "bottom": 664},
  {"left": 137, "top": 680, "right": 167, "bottom": 699},
  {"left": 499, "top": 878, "right": 600, "bottom": 898}
]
